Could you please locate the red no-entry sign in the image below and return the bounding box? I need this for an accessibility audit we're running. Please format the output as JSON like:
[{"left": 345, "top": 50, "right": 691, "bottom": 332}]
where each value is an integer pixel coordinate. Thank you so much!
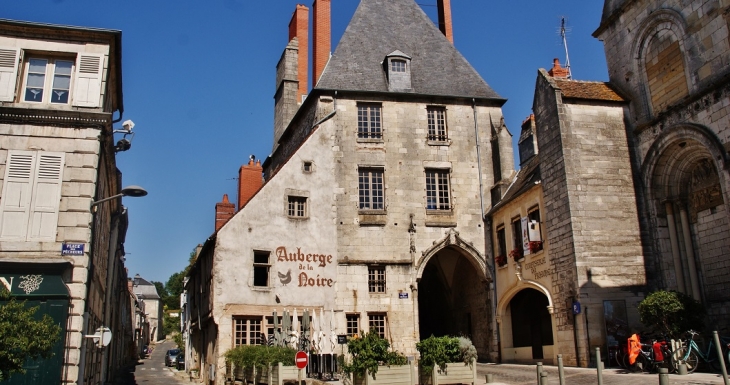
[{"left": 295, "top": 351, "right": 308, "bottom": 369}]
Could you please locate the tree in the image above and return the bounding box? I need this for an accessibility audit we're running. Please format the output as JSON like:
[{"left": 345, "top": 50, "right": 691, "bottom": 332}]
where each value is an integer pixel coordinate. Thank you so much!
[
  {"left": 151, "top": 281, "right": 167, "bottom": 300},
  {"left": 0, "top": 290, "right": 61, "bottom": 381},
  {"left": 638, "top": 290, "right": 706, "bottom": 338},
  {"left": 164, "top": 271, "right": 185, "bottom": 310}
]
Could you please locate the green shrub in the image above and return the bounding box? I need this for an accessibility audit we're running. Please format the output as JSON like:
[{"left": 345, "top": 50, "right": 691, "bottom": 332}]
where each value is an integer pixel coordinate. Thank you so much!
[
  {"left": 416, "top": 335, "right": 477, "bottom": 373},
  {"left": 342, "top": 331, "right": 407, "bottom": 378},
  {"left": 224, "top": 345, "right": 297, "bottom": 371},
  {"left": 638, "top": 290, "right": 706, "bottom": 338}
]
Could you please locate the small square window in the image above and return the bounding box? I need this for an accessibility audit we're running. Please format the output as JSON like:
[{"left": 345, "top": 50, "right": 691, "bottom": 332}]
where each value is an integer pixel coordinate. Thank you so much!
[
  {"left": 368, "top": 265, "right": 386, "bottom": 293},
  {"left": 303, "top": 161, "right": 313, "bottom": 173},
  {"left": 287, "top": 196, "right": 307, "bottom": 218},
  {"left": 358, "top": 104, "right": 382, "bottom": 139},
  {"left": 390, "top": 59, "right": 406, "bottom": 73},
  {"left": 368, "top": 313, "right": 387, "bottom": 338},
  {"left": 346, "top": 314, "right": 360, "bottom": 337},
  {"left": 253, "top": 251, "right": 270, "bottom": 287}
]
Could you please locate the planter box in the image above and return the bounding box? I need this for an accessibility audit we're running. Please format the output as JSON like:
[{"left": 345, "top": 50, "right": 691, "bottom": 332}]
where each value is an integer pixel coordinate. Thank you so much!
[
  {"left": 353, "top": 363, "right": 414, "bottom": 385},
  {"left": 270, "top": 363, "right": 300, "bottom": 385},
  {"left": 420, "top": 359, "right": 476, "bottom": 385}
]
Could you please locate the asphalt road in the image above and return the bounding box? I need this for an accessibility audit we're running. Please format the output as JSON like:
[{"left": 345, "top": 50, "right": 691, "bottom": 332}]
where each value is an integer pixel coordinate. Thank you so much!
[{"left": 113, "top": 340, "right": 186, "bottom": 385}]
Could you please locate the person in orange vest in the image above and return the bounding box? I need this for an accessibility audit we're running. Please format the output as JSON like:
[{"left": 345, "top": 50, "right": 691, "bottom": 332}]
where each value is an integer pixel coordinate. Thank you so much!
[{"left": 628, "top": 334, "right": 642, "bottom": 365}]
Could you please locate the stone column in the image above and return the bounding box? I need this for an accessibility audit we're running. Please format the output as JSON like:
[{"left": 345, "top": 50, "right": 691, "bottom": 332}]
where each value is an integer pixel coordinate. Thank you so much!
[
  {"left": 678, "top": 207, "right": 702, "bottom": 301},
  {"left": 664, "top": 202, "right": 685, "bottom": 293}
]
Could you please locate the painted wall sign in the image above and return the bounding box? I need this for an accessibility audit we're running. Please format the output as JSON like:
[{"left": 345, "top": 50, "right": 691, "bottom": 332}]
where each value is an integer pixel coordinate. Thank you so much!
[
  {"left": 61, "top": 243, "right": 85, "bottom": 256},
  {"left": 275, "top": 246, "right": 335, "bottom": 288},
  {"left": 399, "top": 292, "right": 408, "bottom": 299},
  {"left": 0, "top": 274, "right": 69, "bottom": 297},
  {"left": 524, "top": 256, "right": 553, "bottom": 279}
]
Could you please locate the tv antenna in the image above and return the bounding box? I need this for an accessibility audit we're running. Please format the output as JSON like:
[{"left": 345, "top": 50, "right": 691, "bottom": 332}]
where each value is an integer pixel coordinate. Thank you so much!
[{"left": 559, "top": 17, "right": 573, "bottom": 79}]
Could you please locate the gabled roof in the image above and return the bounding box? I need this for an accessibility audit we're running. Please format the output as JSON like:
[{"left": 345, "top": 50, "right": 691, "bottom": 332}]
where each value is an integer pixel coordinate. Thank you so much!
[
  {"left": 488, "top": 154, "right": 541, "bottom": 215},
  {"left": 553, "top": 79, "right": 625, "bottom": 102},
  {"left": 315, "top": 0, "right": 502, "bottom": 100}
]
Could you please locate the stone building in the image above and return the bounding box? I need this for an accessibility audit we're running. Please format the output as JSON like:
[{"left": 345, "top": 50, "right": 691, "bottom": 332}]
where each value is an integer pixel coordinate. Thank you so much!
[
  {"left": 185, "top": 0, "right": 515, "bottom": 382},
  {"left": 0, "top": 19, "right": 137, "bottom": 384},
  {"left": 131, "top": 274, "right": 163, "bottom": 343},
  {"left": 594, "top": 0, "right": 730, "bottom": 331},
  {"left": 489, "top": 61, "right": 646, "bottom": 366}
]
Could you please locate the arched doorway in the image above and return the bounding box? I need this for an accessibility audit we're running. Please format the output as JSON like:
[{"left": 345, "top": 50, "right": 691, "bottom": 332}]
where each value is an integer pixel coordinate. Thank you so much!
[
  {"left": 508, "top": 289, "right": 553, "bottom": 359},
  {"left": 417, "top": 246, "right": 488, "bottom": 354}
]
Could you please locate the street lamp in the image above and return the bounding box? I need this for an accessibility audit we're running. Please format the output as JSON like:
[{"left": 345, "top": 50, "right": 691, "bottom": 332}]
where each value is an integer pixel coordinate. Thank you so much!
[{"left": 91, "top": 185, "right": 148, "bottom": 207}]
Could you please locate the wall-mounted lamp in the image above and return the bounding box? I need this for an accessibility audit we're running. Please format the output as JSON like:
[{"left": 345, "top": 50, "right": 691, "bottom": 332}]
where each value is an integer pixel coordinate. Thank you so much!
[
  {"left": 114, "top": 120, "right": 136, "bottom": 153},
  {"left": 91, "top": 185, "right": 148, "bottom": 208}
]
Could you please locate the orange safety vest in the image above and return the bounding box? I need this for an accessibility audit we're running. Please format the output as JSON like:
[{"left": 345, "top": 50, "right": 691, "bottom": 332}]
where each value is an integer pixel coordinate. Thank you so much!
[{"left": 628, "top": 334, "right": 642, "bottom": 365}]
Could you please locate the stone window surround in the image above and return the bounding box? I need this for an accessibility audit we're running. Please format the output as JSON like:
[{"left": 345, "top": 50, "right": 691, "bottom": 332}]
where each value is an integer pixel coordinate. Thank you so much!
[
  {"left": 368, "top": 265, "right": 386, "bottom": 294},
  {"left": 285, "top": 189, "right": 309, "bottom": 220},
  {"left": 252, "top": 250, "right": 271, "bottom": 288},
  {"left": 357, "top": 102, "right": 383, "bottom": 142}
]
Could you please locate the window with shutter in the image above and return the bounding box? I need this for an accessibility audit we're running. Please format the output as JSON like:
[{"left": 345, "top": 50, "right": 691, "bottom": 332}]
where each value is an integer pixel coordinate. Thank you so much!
[
  {"left": 0, "top": 47, "right": 20, "bottom": 102},
  {"left": 72, "top": 54, "right": 103, "bottom": 107},
  {"left": 0, "top": 151, "right": 64, "bottom": 241}
]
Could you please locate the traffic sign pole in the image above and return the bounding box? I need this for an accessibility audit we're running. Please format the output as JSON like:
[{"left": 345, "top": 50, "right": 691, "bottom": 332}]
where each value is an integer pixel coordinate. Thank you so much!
[{"left": 295, "top": 350, "right": 308, "bottom": 384}]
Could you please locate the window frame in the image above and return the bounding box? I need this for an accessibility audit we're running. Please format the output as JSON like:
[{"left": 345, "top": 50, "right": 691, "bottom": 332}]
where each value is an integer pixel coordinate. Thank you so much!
[
  {"left": 425, "top": 168, "right": 452, "bottom": 211},
  {"left": 368, "top": 313, "right": 387, "bottom": 339},
  {"left": 368, "top": 265, "right": 386, "bottom": 293},
  {"left": 21, "top": 55, "right": 75, "bottom": 105},
  {"left": 511, "top": 216, "right": 523, "bottom": 251},
  {"left": 346, "top": 314, "right": 360, "bottom": 337},
  {"left": 426, "top": 106, "right": 448, "bottom": 142},
  {"left": 358, "top": 168, "right": 385, "bottom": 212},
  {"left": 390, "top": 59, "right": 406, "bottom": 73},
  {"left": 357, "top": 103, "right": 383, "bottom": 140},
  {"left": 287, "top": 196, "right": 308, "bottom": 218},
  {"left": 252, "top": 250, "right": 270, "bottom": 287},
  {"left": 233, "top": 317, "right": 264, "bottom": 347}
]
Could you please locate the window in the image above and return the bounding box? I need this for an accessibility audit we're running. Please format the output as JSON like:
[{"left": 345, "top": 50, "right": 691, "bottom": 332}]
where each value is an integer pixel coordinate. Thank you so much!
[
  {"left": 427, "top": 107, "right": 447, "bottom": 142},
  {"left": 0, "top": 151, "right": 65, "bottom": 241},
  {"left": 511, "top": 216, "right": 523, "bottom": 251},
  {"left": 23, "top": 58, "right": 73, "bottom": 104},
  {"left": 358, "top": 168, "right": 384, "bottom": 210},
  {"left": 368, "top": 265, "right": 386, "bottom": 293},
  {"left": 527, "top": 206, "right": 543, "bottom": 252},
  {"left": 346, "top": 314, "right": 360, "bottom": 337},
  {"left": 368, "top": 313, "right": 387, "bottom": 338},
  {"left": 234, "top": 317, "right": 263, "bottom": 346},
  {"left": 303, "top": 161, "right": 313, "bottom": 173},
  {"left": 390, "top": 59, "right": 406, "bottom": 73},
  {"left": 425, "top": 169, "right": 451, "bottom": 211},
  {"left": 496, "top": 225, "right": 506, "bottom": 257},
  {"left": 253, "top": 251, "right": 270, "bottom": 287},
  {"left": 287, "top": 196, "right": 307, "bottom": 218},
  {"left": 358, "top": 104, "right": 382, "bottom": 139}
]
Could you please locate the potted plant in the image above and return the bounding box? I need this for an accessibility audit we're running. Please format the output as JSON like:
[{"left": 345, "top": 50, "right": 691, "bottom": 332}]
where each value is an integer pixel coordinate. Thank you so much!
[
  {"left": 529, "top": 241, "right": 542, "bottom": 253},
  {"left": 416, "top": 336, "right": 477, "bottom": 385},
  {"left": 495, "top": 254, "right": 507, "bottom": 267},
  {"left": 509, "top": 247, "right": 524, "bottom": 261},
  {"left": 343, "top": 331, "right": 412, "bottom": 385},
  {"left": 225, "top": 345, "right": 298, "bottom": 385}
]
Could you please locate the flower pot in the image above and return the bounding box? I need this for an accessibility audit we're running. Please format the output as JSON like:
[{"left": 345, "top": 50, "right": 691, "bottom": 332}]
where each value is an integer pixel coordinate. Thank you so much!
[
  {"left": 353, "top": 363, "right": 414, "bottom": 385},
  {"left": 420, "top": 359, "right": 476, "bottom": 385}
]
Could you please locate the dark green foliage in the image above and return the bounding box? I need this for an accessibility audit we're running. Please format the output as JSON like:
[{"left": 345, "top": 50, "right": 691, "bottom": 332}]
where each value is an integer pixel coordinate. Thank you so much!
[
  {"left": 164, "top": 271, "right": 185, "bottom": 310},
  {"left": 225, "top": 345, "right": 297, "bottom": 370},
  {"left": 342, "top": 331, "right": 408, "bottom": 377},
  {"left": 162, "top": 311, "right": 179, "bottom": 338},
  {"left": 0, "top": 290, "right": 61, "bottom": 381},
  {"left": 173, "top": 332, "right": 184, "bottom": 353},
  {"left": 638, "top": 290, "right": 706, "bottom": 338},
  {"left": 416, "top": 336, "right": 460, "bottom": 374}
]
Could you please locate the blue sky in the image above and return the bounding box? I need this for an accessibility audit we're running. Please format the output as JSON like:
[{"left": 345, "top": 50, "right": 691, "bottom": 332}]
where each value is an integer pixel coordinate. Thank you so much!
[{"left": 5, "top": 1, "right": 609, "bottom": 284}]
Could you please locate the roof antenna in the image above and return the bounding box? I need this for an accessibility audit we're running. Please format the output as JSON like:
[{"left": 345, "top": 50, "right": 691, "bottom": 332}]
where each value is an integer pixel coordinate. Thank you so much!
[{"left": 560, "top": 17, "right": 573, "bottom": 80}]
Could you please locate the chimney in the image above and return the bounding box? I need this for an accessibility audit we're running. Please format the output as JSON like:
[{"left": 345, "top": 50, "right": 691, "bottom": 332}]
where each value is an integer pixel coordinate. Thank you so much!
[
  {"left": 238, "top": 158, "right": 263, "bottom": 211},
  {"left": 437, "top": 0, "right": 454, "bottom": 43},
  {"left": 289, "top": 4, "right": 309, "bottom": 103},
  {"left": 548, "top": 58, "right": 570, "bottom": 78},
  {"left": 312, "top": 0, "right": 331, "bottom": 86},
  {"left": 215, "top": 194, "right": 235, "bottom": 232}
]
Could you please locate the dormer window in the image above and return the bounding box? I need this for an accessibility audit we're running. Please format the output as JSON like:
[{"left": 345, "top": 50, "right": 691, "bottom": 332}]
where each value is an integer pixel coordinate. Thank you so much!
[{"left": 384, "top": 51, "right": 412, "bottom": 92}]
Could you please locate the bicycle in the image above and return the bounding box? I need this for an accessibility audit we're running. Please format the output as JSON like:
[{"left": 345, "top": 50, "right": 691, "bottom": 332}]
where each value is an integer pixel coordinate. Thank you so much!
[
  {"left": 672, "top": 330, "right": 730, "bottom": 373},
  {"left": 629, "top": 338, "right": 674, "bottom": 373}
]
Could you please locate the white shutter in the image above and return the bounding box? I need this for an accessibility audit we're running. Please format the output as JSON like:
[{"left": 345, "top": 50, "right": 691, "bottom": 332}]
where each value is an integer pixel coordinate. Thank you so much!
[
  {"left": 0, "top": 47, "right": 19, "bottom": 102},
  {"left": 0, "top": 151, "right": 36, "bottom": 240},
  {"left": 72, "top": 54, "right": 103, "bottom": 107},
  {"left": 28, "top": 153, "right": 64, "bottom": 241}
]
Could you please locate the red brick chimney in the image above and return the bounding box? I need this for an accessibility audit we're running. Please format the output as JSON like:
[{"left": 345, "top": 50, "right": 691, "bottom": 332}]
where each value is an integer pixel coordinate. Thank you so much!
[
  {"left": 437, "top": 0, "right": 454, "bottom": 43},
  {"left": 238, "top": 158, "right": 263, "bottom": 210},
  {"left": 548, "top": 58, "right": 570, "bottom": 78},
  {"left": 215, "top": 194, "right": 235, "bottom": 232},
  {"left": 289, "top": 4, "right": 309, "bottom": 103},
  {"left": 312, "top": 0, "right": 331, "bottom": 87}
]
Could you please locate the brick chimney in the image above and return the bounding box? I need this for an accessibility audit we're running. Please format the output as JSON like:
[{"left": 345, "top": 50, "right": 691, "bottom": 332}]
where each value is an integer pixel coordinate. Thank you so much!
[
  {"left": 289, "top": 4, "right": 309, "bottom": 103},
  {"left": 548, "top": 58, "right": 570, "bottom": 78},
  {"left": 215, "top": 194, "right": 235, "bottom": 232},
  {"left": 437, "top": 0, "right": 454, "bottom": 43},
  {"left": 238, "top": 158, "right": 263, "bottom": 211},
  {"left": 312, "top": 0, "right": 331, "bottom": 87}
]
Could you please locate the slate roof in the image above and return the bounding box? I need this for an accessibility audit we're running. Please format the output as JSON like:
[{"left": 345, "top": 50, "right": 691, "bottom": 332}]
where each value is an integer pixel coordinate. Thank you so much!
[
  {"left": 315, "top": 0, "right": 502, "bottom": 100},
  {"left": 554, "top": 79, "right": 625, "bottom": 102},
  {"left": 132, "top": 275, "right": 160, "bottom": 299},
  {"left": 488, "top": 153, "right": 541, "bottom": 215}
]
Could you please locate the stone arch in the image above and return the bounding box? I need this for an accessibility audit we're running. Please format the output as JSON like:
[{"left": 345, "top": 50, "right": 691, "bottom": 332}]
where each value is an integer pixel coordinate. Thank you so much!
[
  {"left": 632, "top": 9, "right": 691, "bottom": 117},
  {"left": 415, "top": 228, "right": 490, "bottom": 283},
  {"left": 496, "top": 278, "right": 555, "bottom": 319}
]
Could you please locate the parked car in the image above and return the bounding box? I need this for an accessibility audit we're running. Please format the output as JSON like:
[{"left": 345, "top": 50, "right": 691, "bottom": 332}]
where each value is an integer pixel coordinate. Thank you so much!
[
  {"left": 176, "top": 353, "right": 185, "bottom": 370},
  {"left": 165, "top": 349, "right": 180, "bottom": 367}
]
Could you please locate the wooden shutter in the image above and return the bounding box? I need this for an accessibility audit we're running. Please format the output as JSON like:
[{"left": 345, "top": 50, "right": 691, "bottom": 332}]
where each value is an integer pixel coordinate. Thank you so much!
[
  {"left": 72, "top": 54, "right": 104, "bottom": 107},
  {"left": 0, "top": 151, "right": 36, "bottom": 240},
  {"left": 28, "top": 153, "right": 64, "bottom": 241},
  {"left": 0, "top": 47, "right": 19, "bottom": 102}
]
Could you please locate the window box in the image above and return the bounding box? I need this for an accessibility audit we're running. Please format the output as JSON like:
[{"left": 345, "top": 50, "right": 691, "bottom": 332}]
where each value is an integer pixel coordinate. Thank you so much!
[
  {"left": 495, "top": 255, "right": 507, "bottom": 268},
  {"left": 509, "top": 248, "right": 524, "bottom": 262},
  {"left": 529, "top": 241, "right": 543, "bottom": 254}
]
